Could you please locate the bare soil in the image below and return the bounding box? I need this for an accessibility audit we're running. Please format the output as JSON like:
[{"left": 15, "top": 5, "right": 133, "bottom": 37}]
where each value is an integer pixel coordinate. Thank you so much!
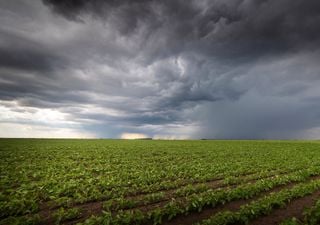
[
  {"left": 249, "top": 189, "right": 320, "bottom": 225},
  {"left": 38, "top": 169, "right": 315, "bottom": 225},
  {"left": 159, "top": 179, "right": 302, "bottom": 225}
]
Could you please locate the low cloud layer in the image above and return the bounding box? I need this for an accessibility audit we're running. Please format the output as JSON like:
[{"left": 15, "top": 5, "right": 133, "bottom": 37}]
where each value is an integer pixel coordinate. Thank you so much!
[{"left": 0, "top": 0, "right": 320, "bottom": 139}]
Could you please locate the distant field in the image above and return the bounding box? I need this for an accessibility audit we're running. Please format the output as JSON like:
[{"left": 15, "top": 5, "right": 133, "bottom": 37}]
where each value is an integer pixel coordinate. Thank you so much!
[{"left": 1, "top": 139, "right": 320, "bottom": 225}]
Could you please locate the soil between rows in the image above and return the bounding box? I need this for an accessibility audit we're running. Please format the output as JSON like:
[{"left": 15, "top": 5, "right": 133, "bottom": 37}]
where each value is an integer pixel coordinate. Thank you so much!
[
  {"left": 249, "top": 189, "right": 320, "bottom": 225},
  {"left": 38, "top": 169, "right": 282, "bottom": 224},
  {"left": 61, "top": 173, "right": 320, "bottom": 225},
  {"left": 34, "top": 171, "right": 318, "bottom": 225},
  {"left": 158, "top": 180, "right": 303, "bottom": 225},
  {"left": 161, "top": 175, "right": 320, "bottom": 225}
]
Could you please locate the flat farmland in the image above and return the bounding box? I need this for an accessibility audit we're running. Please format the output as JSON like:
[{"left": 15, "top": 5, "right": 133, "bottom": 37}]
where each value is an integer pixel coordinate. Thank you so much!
[{"left": 1, "top": 139, "right": 320, "bottom": 225}]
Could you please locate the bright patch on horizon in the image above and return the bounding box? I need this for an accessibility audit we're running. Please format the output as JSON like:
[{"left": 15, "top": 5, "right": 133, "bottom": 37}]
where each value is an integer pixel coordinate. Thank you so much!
[{"left": 121, "top": 133, "right": 148, "bottom": 139}]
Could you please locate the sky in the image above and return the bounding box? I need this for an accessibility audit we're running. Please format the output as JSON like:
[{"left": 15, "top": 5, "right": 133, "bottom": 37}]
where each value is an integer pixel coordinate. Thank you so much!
[{"left": 0, "top": 0, "right": 320, "bottom": 139}]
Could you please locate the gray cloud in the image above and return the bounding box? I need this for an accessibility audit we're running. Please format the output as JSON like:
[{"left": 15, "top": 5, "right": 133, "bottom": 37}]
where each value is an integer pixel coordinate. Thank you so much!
[
  {"left": 0, "top": 0, "right": 320, "bottom": 138},
  {"left": 42, "top": 0, "right": 320, "bottom": 54}
]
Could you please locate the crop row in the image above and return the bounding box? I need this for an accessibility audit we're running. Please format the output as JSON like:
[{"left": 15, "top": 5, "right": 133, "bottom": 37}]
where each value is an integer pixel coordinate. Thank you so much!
[
  {"left": 97, "top": 167, "right": 305, "bottom": 212},
  {"left": 0, "top": 167, "right": 303, "bottom": 224},
  {"left": 3, "top": 166, "right": 316, "bottom": 225},
  {"left": 280, "top": 198, "right": 320, "bottom": 225},
  {"left": 2, "top": 139, "right": 320, "bottom": 224},
  {"left": 37, "top": 167, "right": 320, "bottom": 224},
  {"left": 72, "top": 167, "right": 320, "bottom": 225},
  {"left": 198, "top": 178, "right": 320, "bottom": 225},
  {"left": 0, "top": 167, "right": 288, "bottom": 219},
  {"left": 2, "top": 163, "right": 314, "bottom": 219}
]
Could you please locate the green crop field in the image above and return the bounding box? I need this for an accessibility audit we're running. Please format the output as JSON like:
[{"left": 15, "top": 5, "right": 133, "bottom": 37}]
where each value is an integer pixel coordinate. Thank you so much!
[{"left": 1, "top": 139, "right": 320, "bottom": 225}]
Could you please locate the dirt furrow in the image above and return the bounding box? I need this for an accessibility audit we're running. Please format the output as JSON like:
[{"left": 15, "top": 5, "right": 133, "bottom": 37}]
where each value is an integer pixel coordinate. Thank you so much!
[
  {"left": 38, "top": 168, "right": 310, "bottom": 225},
  {"left": 160, "top": 175, "right": 320, "bottom": 225},
  {"left": 249, "top": 190, "right": 320, "bottom": 225}
]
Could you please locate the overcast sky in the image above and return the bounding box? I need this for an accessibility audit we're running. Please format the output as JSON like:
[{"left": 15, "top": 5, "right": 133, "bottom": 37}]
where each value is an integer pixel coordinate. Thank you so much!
[{"left": 1, "top": 0, "right": 320, "bottom": 139}]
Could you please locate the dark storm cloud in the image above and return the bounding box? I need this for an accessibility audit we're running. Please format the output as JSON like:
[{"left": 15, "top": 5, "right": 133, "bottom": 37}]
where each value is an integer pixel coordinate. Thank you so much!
[
  {"left": 42, "top": 0, "right": 320, "bottom": 54},
  {"left": 0, "top": 30, "right": 67, "bottom": 72},
  {"left": 1, "top": 0, "right": 320, "bottom": 138}
]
